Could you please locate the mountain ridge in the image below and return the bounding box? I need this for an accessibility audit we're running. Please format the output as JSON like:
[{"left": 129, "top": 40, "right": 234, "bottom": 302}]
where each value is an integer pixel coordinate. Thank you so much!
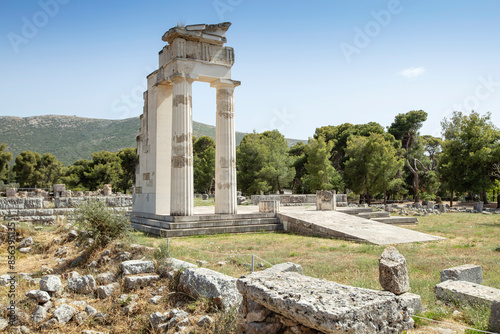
[{"left": 0, "top": 115, "right": 305, "bottom": 165}]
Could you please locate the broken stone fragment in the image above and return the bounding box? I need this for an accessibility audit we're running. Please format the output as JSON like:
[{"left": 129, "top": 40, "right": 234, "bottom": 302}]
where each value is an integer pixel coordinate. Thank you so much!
[
  {"left": 67, "top": 274, "right": 96, "bottom": 294},
  {"left": 120, "top": 260, "right": 155, "bottom": 275},
  {"left": 25, "top": 289, "right": 51, "bottom": 303},
  {"left": 178, "top": 267, "right": 242, "bottom": 311},
  {"left": 52, "top": 304, "right": 76, "bottom": 324},
  {"left": 39, "top": 275, "right": 62, "bottom": 293},
  {"left": 18, "top": 236, "right": 33, "bottom": 248},
  {"left": 440, "top": 264, "right": 482, "bottom": 284},
  {"left": 97, "top": 282, "right": 120, "bottom": 299},
  {"left": 379, "top": 246, "right": 410, "bottom": 295}
]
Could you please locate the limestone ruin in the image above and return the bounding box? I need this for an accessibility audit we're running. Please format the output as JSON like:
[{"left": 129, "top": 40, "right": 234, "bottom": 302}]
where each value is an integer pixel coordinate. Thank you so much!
[{"left": 133, "top": 22, "right": 239, "bottom": 217}]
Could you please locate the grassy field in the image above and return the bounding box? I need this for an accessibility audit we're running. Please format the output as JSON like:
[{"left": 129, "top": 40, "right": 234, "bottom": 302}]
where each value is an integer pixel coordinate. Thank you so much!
[
  {"left": 1, "top": 211, "right": 498, "bottom": 333},
  {"left": 129, "top": 212, "right": 500, "bottom": 333}
]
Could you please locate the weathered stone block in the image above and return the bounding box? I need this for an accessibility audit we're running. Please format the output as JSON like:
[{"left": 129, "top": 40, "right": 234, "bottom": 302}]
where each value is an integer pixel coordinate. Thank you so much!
[
  {"left": 316, "top": 190, "right": 336, "bottom": 211},
  {"left": 158, "top": 258, "right": 197, "bottom": 278},
  {"left": 237, "top": 271, "right": 414, "bottom": 333},
  {"left": 19, "top": 236, "right": 33, "bottom": 248},
  {"left": 25, "top": 289, "right": 51, "bottom": 303},
  {"left": 490, "top": 300, "right": 500, "bottom": 333},
  {"left": 396, "top": 292, "right": 423, "bottom": 314},
  {"left": 121, "top": 260, "right": 155, "bottom": 275},
  {"left": 262, "top": 262, "right": 303, "bottom": 274},
  {"left": 67, "top": 275, "right": 96, "bottom": 294},
  {"left": 52, "top": 304, "right": 76, "bottom": 324},
  {"left": 259, "top": 200, "right": 280, "bottom": 213},
  {"left": 379, "top": 246, "right": 410, "bottom": 295},
  {"left": 178, "top": 267, "right": 242, "bottom": 310},
  {"left": 97, "top": 283, "right": 120, "bottom": 299},
  {"left": 6, "top": 188, "right": 17, "bottom": 198},
  {"left": 96, "top": 272, "right": 116, "bottom": 285},
  {"left": 32, "top": 305, "right": 47, "bottom": 324},
  {"left": 435, "top": 280, "right": 500, "bottom": 307},
  {"left": 440, "top": 264, "right": 483, "bottom": 284},
  {"left": 124, "top": 274, "right": 160, "bottom": 290},
  {"left": 39, "top": 275, "right": 62, "bottom": 292}
]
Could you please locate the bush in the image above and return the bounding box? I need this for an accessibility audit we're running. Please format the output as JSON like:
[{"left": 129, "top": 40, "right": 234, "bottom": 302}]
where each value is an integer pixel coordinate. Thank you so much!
[{"left": 75, "top": 200, "right": 130, "bottom": 248}]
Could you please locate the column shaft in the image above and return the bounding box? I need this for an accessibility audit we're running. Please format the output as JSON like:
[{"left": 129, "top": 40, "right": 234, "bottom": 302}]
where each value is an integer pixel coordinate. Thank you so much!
[
  {"left": 170, "top": 77, "right": 194, "bottom": 216},
  {"left": 214, "top": 83, "right": 237, "bottom": 214}
]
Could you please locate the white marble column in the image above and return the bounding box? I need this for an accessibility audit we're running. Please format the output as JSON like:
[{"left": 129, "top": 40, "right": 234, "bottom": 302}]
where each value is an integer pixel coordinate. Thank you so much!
[
  {"left": 211, "top": 79, "right": 240, "bottom": 214},
  {"left": 170, "top": 76, "right": 194, "bottom": 216}
]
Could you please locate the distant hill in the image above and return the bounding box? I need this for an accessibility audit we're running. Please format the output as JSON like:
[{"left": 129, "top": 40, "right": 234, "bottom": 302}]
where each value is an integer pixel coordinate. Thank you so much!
[{"left": 0, "top": 115, "right": 305, "bottom": 165}]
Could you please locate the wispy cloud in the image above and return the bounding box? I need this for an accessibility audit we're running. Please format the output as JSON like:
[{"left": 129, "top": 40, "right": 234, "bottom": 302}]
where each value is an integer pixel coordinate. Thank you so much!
[{"left": 399, "top": 66, "right": 426, "bottom": 78}]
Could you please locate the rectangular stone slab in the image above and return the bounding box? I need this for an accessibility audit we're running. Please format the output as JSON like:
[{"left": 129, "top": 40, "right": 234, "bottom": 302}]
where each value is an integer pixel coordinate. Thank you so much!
[
  {"left": 237, "top": 271, "right": 414, "bottom": 334},
  {"left": 434, "top": 280, "right": 500, "bottom": 307},
  {"left": 278, "top": 208, "right": 445, "bottom": 245}
]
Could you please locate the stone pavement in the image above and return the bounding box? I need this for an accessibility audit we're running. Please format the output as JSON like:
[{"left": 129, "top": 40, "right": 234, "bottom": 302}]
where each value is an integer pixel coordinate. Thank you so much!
[{"left": 193, "top": 205, "right": 445, "bottom": 245}]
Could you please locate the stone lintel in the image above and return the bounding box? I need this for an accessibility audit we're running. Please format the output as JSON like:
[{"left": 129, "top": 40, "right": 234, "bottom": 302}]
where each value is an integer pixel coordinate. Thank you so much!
[
  {"left": 146, "top": 69, "right": 159, "bottom": 80},
  {"left": 169, "top": 72, "right": 197, "bottom": 83},
  {"left": 210, "top": 78, "right": 241, "bottom": 88},
  {"left": 162, "top": 22, "right": 231, "bottom": 45}
]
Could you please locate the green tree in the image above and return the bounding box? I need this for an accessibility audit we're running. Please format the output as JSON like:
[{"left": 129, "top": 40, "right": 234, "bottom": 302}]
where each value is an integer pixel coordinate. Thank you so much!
[
  {"left": 63, "top": 159, "right": 92, "bottom": 190},
  {"left": 439, "top": 111, "right": 500, "bottom": 204},
  {"left": 302, "top": 137, "right": 343, "bottom": 192},
  {"left": 388, "top": 110, "right": 428, "bottom": 201},
  {"left": 117, "top": 148, "right": 138, "bottom": 193},
  {"left": 344, "top": 133, "right": 404, "bottom": 204},
  {"left": 13, "top": 151, "right": 42, "bottom": 188},
  {"left": 39, "top": 153, "right": 64, "bottom": 188},
  {"left": 85, "top": 151, "right": 123, "bottom": 191},
  {"left": 288, "top": 142, "right": 308, "bottom": 193},
  {"left": 193, "top": 137, "right": 215, "bottom": 194},
  {"left": 314, "top": 122, "right": 394, "bottom": 171},
  {"left": 0, "top": 143, "right": 13, "bottom": 182},
  {"left": 421, "top": 135, "right": 442, "bottom": 170},
  {"left": 237, "top": 130, "right": 294, "bottom": 194}
]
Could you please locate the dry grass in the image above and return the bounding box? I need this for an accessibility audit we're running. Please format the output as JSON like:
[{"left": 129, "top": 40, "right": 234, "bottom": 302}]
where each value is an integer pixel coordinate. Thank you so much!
[
  {"left": 0, "top": 220, "right": 230, "bottom": 334},
  {"left": 130, "top": 212, "right": 500, "bottom": 333},
  {"left": 1, "top": 212, "right": 498, "bottom": 333}
]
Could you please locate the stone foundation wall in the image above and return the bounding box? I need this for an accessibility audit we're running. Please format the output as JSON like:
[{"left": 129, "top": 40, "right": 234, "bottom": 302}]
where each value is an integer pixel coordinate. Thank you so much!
[
  {"left": 251, "top": 194, "right": 348, "bottom": 207},
  {"left": 54, "top": 196, "right": 132, "bottom": 208},
  {"left": 0, "top": 198, "right": 44, "bottom": 210},
  {"left": 0, "top": 196, "right": 132, "bottom": 224}
]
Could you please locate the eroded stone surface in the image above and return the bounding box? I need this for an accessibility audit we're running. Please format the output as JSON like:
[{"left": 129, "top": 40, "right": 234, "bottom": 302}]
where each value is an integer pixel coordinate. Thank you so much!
[
  {"left": 124, "top": 275, "right": 160, "bottom": 290},
  {"left": 379, "top": 246, "right": 410, "bottom": 295},
  {"left": 178, "top": 267, "right": 242, "bottom": 310},
  {"left": 39, "top": 275, "right": 62, "bottom": 292},
  {"left": 97, "top": 283, "right": 120, "bottom": 299},
  {"left": 158, "top": 258, "right": 197, "bottom": 279},
  {"left": 121, "top": 260, "right": 155, "bottom": 275},
  {"left": 440, "top": 264, "right": 483, "bottom": 284},
  {"left": 237, "top": 271, "right": 414, "bottom": 334},
  {"left": 490, "top": 300, "right": 500, "bottom": 333},
  {"left": 435, "top": 280, "right": 500, "bottom": 308},
  {"left": 26, "top": 289, "right": 51, "bottom": 303},
  {"left": 67, "top": 275, "right": 96, "bottom": 294},
  {"left": 52, "top": 304, "right": 76, "bottom": 324},
  {"left": 263, "top": 262, "right": 303, "bottom": 274}
]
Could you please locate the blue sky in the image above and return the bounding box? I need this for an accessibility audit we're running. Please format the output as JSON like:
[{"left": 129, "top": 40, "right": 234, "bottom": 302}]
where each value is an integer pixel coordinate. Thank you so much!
[{"left": 1, "top": 0, "right": 499, "bottom": 140}]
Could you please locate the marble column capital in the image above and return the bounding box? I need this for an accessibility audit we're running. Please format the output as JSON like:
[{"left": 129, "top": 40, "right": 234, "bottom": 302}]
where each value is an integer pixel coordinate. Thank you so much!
[
  {"left": 210, "top": 78, "right": 241, "bottom": 88},
  {"left": 169, "top": 72, "right": 197, "bottom": 84}
]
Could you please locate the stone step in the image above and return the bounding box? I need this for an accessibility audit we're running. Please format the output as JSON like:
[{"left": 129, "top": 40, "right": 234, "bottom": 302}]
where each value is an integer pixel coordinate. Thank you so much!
[
  {"left": 357, "top": 211, "right": 391, "bottom": 218},
  {"left": 130, "top": 222, "right": 283, "bottom": 237},
  {"left": 168, "top": 218, "right": 280, "bottom": 230},
  {"left": 336, "top": 207, "right": 374, "bottom": 215},
  {"left": 372, "top": 217, "right": 418, "bottom": 225},
  {"left": 130, "top": 216, "right": 280, "bottom": 230}
]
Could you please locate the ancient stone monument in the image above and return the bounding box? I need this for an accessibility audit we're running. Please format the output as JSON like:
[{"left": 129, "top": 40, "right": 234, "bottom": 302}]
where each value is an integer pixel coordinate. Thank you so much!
[{"left": 133, "top": 22, "right": 239, "bottom": 217}]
